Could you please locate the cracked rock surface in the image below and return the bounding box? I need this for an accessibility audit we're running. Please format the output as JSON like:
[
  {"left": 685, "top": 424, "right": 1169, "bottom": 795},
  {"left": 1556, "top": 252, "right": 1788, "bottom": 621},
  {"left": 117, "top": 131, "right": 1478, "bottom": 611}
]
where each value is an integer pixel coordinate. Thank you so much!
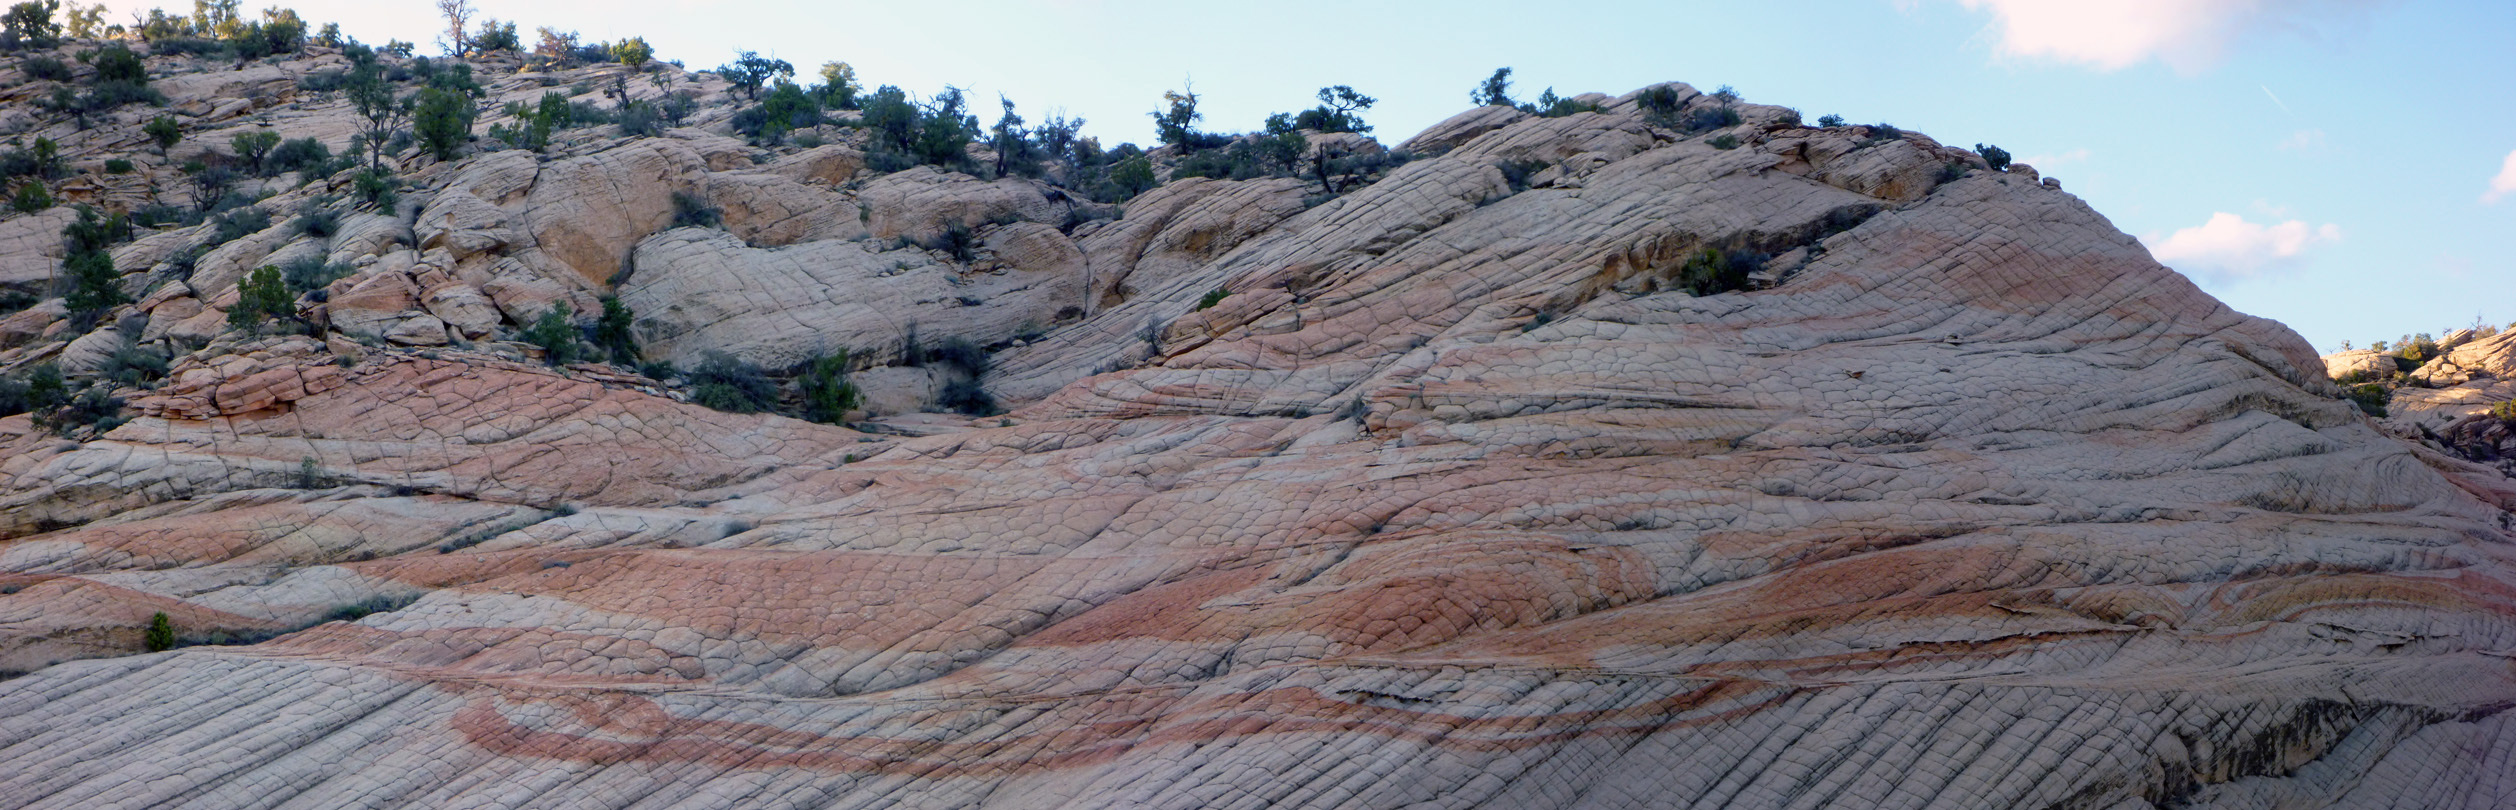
[{"left": 0, "top": 72, "right": 2510, "bottom": 809}]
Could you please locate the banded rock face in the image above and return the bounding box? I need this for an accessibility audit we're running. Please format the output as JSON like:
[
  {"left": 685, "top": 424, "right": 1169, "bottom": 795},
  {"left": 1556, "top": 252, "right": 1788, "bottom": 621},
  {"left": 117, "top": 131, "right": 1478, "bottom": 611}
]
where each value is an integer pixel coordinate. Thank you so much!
[{"left": 1, "top": 80, "right": 2512, "bottom": 810}]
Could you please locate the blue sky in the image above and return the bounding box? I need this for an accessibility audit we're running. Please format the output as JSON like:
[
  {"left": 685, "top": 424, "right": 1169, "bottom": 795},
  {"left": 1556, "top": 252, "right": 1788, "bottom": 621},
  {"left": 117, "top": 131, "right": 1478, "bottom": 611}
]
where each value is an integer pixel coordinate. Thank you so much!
[{"left": 96, "top": 0, "right": 2513, "bottom": 351}]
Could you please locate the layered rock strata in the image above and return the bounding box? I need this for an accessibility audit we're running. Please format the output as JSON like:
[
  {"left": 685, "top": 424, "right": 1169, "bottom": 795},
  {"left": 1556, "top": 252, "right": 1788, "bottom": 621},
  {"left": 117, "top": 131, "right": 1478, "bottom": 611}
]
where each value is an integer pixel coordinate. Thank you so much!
[{"left": 0, "top": 57, "right": 2508, "bottom": 809}]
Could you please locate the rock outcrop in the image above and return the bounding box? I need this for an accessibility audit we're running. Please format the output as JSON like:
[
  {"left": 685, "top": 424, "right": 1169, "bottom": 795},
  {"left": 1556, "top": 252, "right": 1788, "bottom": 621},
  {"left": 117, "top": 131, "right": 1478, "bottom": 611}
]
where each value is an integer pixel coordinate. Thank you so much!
[
  {"left": 2329, "top": 330, "right": 2516, "bottom": 482},
  {"left": 0, "top": 40, "right": 2508, "bottom": 810}
]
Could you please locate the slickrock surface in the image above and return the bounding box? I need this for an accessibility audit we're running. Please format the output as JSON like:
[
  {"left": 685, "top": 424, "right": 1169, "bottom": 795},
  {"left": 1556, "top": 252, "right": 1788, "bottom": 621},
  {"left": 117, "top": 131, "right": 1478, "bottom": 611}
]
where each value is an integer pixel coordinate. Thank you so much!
[{"left": 0, "top": 40, "right": 2509, "bottom": 809}]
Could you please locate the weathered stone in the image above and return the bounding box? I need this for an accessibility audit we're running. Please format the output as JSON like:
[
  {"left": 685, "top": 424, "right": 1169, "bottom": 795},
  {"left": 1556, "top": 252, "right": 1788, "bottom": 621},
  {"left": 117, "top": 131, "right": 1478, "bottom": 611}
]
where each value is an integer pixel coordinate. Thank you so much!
[
  {"left": 420, "top": 283, "right": 502, "bottom": 339},
  {"left": 0, "top": 57, "right": 2508, "bottom": 810}
]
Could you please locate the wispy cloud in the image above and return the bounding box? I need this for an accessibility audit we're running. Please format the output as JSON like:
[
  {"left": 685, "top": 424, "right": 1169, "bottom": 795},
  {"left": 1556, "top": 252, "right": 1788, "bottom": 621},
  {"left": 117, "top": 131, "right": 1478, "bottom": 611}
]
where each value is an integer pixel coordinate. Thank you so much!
[
  {"left": 2018, "top": 148, "right": 2089, "bottom": 168},
  {"left": 1948, "top": 0, "right": 2383, "bottom": 73},
  {"left": 2143, "top": 212, "right": 2341, "bottom": 283},
  {"left": 2260, "top": 85, "right": 2291, "bottom": 113},
  {"left": 2276, "top": 129, "right": 2326, "bottom": 152},
  {"left": 2484, "top": 149, "right": 2516, "bottom": 204}
]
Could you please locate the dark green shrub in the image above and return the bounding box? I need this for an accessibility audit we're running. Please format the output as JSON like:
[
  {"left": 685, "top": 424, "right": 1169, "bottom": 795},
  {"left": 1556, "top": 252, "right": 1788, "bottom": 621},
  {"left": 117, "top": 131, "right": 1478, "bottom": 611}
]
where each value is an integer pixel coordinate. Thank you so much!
[
  {"left": 1195, "top": 288, "right": 1229, "bottom": 311},
  {"left": 1636, "top": 86, "right": 1682, "bottom": 122},
  {"left": 795, "top": 351, "right": 859, "bottom": 424},
  {"left": 1684, "top": 106, "right": 1742, "bottom": 132},
  {"left": 566, "top": 99, "right": 612, "bottom": 126},
  {"left": 1174, "top": 134, "right": 1303, "bottom": 182},
  {"left": 670, "top": 191, "right": 719, "bottom": 229},
  {"left": 615, "top": 101, "right": 660, "bottom": 137},
  {"left": 861, "top": 85, "right": 919, "bottom": 155},
  {"left": 209, "top": 205, "right": 271, "bottom": 245},
  {"left": 280, "top": 254, "right": 350, "bottom": 295},
  {"left": 148, "top": 36, "right": 226, "bottom": 58},
  {"left": 523, "top": 304, "right": 579, "bottom": 365},
  {"left": 90, "top": 44, "right": 144, "bottom": 83},
  {"left": 1676, "top": 247, "right": 1766, "bottom": 297},
  {"left": 1521, "top": 88, "right": 1599, "bottom": 118},
  {"left": 144, "top": 114, "right": 181, "bottom": 155},
  {"left": 915, "top": 87, "right": 980, "bottom": 170},
  {"left": 1707, "top": 134, "right": 1740, "bottom": 151},
  {"left": 937, "top": 378, "right": 997, "bottom": 416},
  {"left": 1776, "top": 108, "right": 1802, "bottom": 127},
  {"left": 745, "top": 80, "right": 818, "bottom": 143},
  {"left": 1288, "top": 85, "right": 1374, "bottom": 134},
  {"left": 103, "top": 158, "right": 132, "bottom": 174},
  {"left": 10, "top": 180, "right": 48, "bottom": 212},
  {"left": 924, "top": 337, "right": 988, "bottom": 376},
  {"left": 61, "top": 249, "right": 119, "bottom": 327},
  {"left": 266, "top": 137, "right": 333, "bottom": 176},
  {"left": 227, "top": 264, "right": 292, "bottom": 332},
  {"left": 1495, "top": 158, "right": 1548, "bottom": 192},
  {"left": 145, "top": 612, "right": 175, "bottom": 652},
  {"left": 323, "top": 594, "right": 415, "bottom": 622},
  {"left": 63, "top": 203, "right": 128, "bottom": 252},
  {"left": 717, "top": 51, "right": 793, "bottom": 101},
  {"left": 77, "top": 78, "right": 160, "bottom": 112},
  {"left": 352, "top": 168, "right": 395, "bottom": 209},
  {"left": 23, "top": 55, "right": 69, "bottom": 81},
  {"left": 0, "top": 362, "right": 65, "bottom": 416},
  {"left": 594, "top": 296, "right": 637, "bottom": 365},
  {"left": 298, "top": 69, "right": 344, "bottom": 93},
  {"left": 473, "top": 19, "right": 519, "bottom": 52},
  {"left": 1148, "top": 84, "right": 1203, "bottom": 149},
  {"left": 689, "top": 351, "right": 774, "bottom": 413},
  {"left": 293, "top": 202, "right": 341, "bottom": 238},
  {"left": 0, "top": 136, "right": 62, "bottom": 179},
  {"left": 659, "top": 90, "right": 697, "bottom": 125},
  {"left": 1975, "top": 143, "right": 2011, "bottom": 171},
  {"left": 1470, "top": 67, "right": 1515, "bottom": 107},
  {"left": 923, "top": 222, "right": 976, "bottom": 262},
  {"left": 103, "top": 340, "right": 167, "bottom": 387},
  {"left": 59, "top": 206, "right": 129, "bottom": 329},
  {"left": 2396, "top": 333, "right": 2439, "bottom": 362},
  {"left": 1816, "top": 114, "right": 1845, "bottom": 128},
  {"left": 1102, "top": 155, "right": 1156, "bottom": 202},
  {"left": 44, "top": 384, "right": 123, "bottom": 435},
  {"left": 230, "top": 130, "right": 280, "bottom": 174},
  {"left": 2347, "top": 384, "right": 2390, "bottom": 417},
  {"left": 412, "top": 86, "right": 475, "bottom": 161}
]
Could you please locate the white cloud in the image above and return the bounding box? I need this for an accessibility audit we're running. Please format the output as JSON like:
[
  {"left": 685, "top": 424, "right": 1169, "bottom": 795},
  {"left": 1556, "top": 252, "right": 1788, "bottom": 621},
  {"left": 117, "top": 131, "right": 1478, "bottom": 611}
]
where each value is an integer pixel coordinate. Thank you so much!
[
  {"left": 2143, "top": 212, "right": 2341, "bottom": 282},
  {"left": 2484, "top": 150, "right": 2516, "bottom": 204},
  {"left": 2276, "top": 129, "right": 2326, "bottom": 152},
  {"left": 1952, "top": 0, "right": 2381, "bottom": 73},
  {"left": 2018, "top": 148, "right": 2088, "bottom": 168}
]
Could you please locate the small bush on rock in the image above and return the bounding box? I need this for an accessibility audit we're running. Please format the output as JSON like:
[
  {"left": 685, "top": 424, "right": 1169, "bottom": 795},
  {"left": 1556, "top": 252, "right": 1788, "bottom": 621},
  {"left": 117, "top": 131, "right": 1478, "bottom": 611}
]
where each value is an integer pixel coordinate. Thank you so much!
[
  {"left": 670, "top": 191, "right": 720, "bottom": 229},
  {"left": 145, "top": 612, "right": 175, "bottom": 652},
  {"left": 594, "top": 297, "right": 639, "bottom": 365},
  {"left": 1975, "top": 143, "right": 2012, "bottom": 171},
  {"left": 10, "top": 180, "right": 49, "bottom": 212},
  {"left": 23, "top": 55, "right": 69, "bottom": 81},
  {"left": 227, "top": 264, "right": 293, "bottom": 333},
  {"left": 937, "top": 378, "right": 997, "bottom": 417},
  {"left": 795, "top": 351, "right": 860, "bottom": 424},
  {"left": 523, "top": 304, "right": 580, "bottom": 365},
  {"left": 689, "top": 352, "right": 774, "bottom": 413}
]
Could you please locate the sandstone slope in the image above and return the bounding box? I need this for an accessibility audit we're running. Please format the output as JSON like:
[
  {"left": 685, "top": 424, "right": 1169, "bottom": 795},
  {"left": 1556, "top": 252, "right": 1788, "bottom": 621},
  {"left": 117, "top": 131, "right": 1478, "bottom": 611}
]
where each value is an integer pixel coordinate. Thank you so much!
[{"left": 0, "top": 41, "right": 2509, "bottom": 810}]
